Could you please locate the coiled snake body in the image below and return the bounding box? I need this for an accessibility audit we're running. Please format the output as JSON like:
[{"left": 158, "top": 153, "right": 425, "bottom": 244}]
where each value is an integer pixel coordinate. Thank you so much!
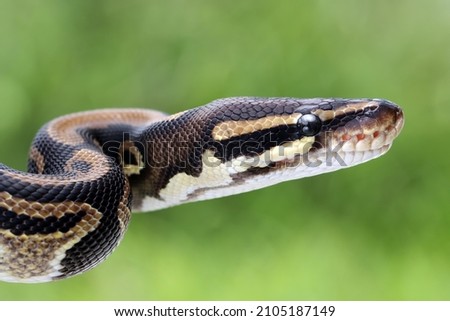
[{"left": 0, "top": 97, "right": 404, "bottom": 283}]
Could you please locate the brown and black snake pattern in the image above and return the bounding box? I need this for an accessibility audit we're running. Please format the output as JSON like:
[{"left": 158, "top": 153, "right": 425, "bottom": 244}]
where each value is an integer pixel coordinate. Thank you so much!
[{"left": 0, "top": 97, "right": 404, "bottom": 282}]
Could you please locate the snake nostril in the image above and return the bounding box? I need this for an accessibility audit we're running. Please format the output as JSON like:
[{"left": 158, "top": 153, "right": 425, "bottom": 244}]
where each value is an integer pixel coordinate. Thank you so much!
[{"left": 378, "top": 100, "right": 404, "bottom": 131}]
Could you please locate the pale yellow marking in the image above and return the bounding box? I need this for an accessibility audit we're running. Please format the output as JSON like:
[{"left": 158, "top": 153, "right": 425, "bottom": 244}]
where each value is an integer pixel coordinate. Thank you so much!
[
  {"left": 120, "top": 141, "right": 145, "bottom": 176},
  {"left": 312, "top": 101, "right": 374, "bottom": 122},
  {"left": 268, "top": 137, "right": 315, "bottom": 163},
  {"left": 212, "top": 114, "right": 300, "bottom": 141},
  {"left": 140, "top": 150, "right": 234, "bottom": 211},
  {"left": 230, "top": 136, "right": 315, "bottom": 170},
  {"left": 158, "top": 150, "right": 233, "bottom": 202}
]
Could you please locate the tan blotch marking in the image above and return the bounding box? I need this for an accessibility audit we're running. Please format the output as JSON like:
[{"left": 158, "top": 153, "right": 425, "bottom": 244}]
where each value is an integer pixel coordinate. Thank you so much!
[
  {"left": 47, "top": 108, "right": 167, "bottom": 146},
  {"left": 116, "top": 179, "right": 131, "bottom": 231},
  {"left": 0, "top": 196, "right": 103, "bottom": 282},
  {"left": 212, "top": 114, "right": 300, "bottom": 141},
  {"left": 29, "top": 147, "right": 45, "bottom": 174},
  {"left": 0, "top": 191, "right": 102, "bottom": 220},
  {"left": 64, "top": 149, "right": 111, "bottom": 178},
  {"left": 0, "top": 149, "right": 111, "bottom": 187}
]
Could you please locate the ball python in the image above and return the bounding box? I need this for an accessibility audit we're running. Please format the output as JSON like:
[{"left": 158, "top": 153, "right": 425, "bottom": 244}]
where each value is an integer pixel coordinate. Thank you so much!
[{"left": 0, "top": 97, "right": 404, "bottom": 283}]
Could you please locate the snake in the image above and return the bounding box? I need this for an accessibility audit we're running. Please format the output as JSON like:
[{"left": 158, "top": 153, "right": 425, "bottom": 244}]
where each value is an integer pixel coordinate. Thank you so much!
[{"left": 0, "top": 97, "right": 404, "bottom": 283}]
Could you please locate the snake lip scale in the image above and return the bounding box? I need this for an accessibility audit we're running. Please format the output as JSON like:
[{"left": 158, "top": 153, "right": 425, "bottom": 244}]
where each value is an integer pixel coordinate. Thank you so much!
[{"left": 0, "top": 97, "right": 404, "bottom": 283}]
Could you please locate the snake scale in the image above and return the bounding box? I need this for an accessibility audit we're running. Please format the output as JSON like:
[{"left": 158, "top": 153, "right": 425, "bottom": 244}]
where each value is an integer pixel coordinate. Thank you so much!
[{"left": 0, "top": 97, "right": 404, "bottom": 283}]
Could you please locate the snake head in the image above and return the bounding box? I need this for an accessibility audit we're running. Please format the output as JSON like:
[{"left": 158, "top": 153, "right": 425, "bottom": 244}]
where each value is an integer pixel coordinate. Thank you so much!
[
  {"left": 207, "top": 97, "right": 404, "bottom": 172},
  {"left": 137, "top": 97, "right": 404, "bottom": 211}
]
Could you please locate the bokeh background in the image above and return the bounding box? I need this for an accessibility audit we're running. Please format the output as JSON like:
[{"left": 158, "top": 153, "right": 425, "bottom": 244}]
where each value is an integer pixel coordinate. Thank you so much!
[{"left": 0, "top": 0, "right": 449, "bottom": 300}]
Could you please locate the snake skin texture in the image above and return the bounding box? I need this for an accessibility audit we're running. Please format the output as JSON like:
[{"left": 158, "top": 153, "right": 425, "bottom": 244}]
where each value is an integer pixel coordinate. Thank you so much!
[{"left": 0, "top": 97, "right": 404, "bottom": 282}]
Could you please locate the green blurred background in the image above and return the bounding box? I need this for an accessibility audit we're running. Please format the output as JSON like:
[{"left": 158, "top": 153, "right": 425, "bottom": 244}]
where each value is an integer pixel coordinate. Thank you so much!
[{"left": 0, "top": 0, "right": 449, "bottom": 300}]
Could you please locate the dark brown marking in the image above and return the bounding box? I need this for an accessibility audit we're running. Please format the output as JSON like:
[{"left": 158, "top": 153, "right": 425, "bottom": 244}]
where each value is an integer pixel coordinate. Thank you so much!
[{"left": 0, "top": 207, "right": 86, "bottom": 236}]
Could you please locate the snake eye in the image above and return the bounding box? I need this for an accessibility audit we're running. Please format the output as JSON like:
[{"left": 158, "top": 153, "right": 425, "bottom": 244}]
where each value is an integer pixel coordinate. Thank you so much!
[{"left": 297, "top": 114, "right": 322, "bottom": 136}]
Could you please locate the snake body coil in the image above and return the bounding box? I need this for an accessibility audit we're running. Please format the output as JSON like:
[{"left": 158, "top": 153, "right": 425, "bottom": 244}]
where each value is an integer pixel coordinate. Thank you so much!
[{"left": 0, "top": 97, "right": 404, "bottom": 283}]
